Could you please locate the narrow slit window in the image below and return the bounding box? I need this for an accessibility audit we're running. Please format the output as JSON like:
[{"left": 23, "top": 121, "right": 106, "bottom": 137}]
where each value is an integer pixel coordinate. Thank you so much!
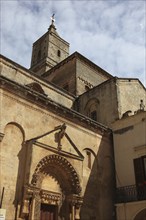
[
  {"left": 57, "top": 50, "right": 61, "bottom": 57},
  {"left": 37, "top": 50, "right": 41, "bottom": 61},
  {"left": 87, "top": 151, "right": 91, "bottom": 169}
]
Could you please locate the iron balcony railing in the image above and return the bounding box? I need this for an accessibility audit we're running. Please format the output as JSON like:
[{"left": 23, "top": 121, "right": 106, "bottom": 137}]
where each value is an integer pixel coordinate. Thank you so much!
[{"left": 116, "top": 184, "right": 146, "bottom": 203}]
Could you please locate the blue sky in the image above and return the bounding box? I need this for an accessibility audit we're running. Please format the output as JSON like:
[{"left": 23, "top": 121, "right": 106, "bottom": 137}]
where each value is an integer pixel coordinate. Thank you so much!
[{"left": 1, "top": 0, "right": 146, "bottom": 85}]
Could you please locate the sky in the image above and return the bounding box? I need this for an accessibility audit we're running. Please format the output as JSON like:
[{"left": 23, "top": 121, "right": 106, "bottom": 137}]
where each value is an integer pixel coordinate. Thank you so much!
[{"left": 1, "top": 0, "right": 146, "bottom": 86}]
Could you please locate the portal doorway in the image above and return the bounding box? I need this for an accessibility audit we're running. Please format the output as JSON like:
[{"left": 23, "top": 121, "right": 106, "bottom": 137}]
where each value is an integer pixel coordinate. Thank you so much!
[
  {"left": 40, "top": 203, "right": 57, "bottom": 220},
  {"left": 27, "top": 154, "right": 82, "bottom": 220}
]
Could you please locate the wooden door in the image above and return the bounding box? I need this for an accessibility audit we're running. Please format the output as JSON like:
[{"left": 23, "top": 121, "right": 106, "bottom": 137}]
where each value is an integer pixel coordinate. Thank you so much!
[{"left": 40, "top": 203, "right": 56, "bottom": 220}]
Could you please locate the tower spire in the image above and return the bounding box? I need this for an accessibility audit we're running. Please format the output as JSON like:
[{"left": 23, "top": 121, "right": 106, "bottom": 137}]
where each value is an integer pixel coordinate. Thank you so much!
[{"left": 30, "top": 12, "right": 69, "bottom": 75}]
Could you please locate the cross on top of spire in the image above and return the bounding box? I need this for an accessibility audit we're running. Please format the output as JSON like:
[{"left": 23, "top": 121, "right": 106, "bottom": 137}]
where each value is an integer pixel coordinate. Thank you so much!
[{"left": 51, "top": 13, "right": 55, "bottom": 25}]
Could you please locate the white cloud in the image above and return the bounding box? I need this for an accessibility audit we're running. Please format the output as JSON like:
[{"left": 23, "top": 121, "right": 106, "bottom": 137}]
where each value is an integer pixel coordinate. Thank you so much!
[{"left": 1, "top": 0, "right": 146, "bottom": 85}]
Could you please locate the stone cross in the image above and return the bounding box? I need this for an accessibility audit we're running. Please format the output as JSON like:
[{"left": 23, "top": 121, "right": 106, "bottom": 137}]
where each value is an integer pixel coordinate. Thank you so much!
[{"left": 51, "top": 13, "right": 55, "bottom": 25}]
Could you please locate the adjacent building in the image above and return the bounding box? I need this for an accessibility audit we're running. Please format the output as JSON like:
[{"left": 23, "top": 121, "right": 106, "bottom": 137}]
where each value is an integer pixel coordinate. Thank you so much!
[{"left": 113, "top": 110, "right": 146, "bottom": 220}]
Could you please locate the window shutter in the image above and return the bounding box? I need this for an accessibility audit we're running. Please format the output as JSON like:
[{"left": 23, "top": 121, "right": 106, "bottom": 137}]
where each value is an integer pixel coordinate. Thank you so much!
[
  {"left": 142, "top": 156, "right": 146, "bottom": 180},
  {"left": 133, "top": 158, "right": 145, "bottom": 185}
]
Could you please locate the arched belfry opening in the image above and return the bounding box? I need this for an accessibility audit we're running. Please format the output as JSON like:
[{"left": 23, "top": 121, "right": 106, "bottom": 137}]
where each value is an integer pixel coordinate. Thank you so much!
[{"left": 22, "top": 154, "right": 82, "bottom": 220}]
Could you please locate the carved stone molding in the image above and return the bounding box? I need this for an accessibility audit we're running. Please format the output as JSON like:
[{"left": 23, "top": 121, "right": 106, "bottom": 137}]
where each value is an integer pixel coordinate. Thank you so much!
[
  {"left": 21, "top": 185, "right": 41, "bottom": 218},
  {"left": 40, "top": 189, "right": 61, "bottom": 205},
  {"left": 22, "top": 185, "right": 83, "bottom": 220},
  {"left": 1, "top": 77, "right": 110, "bottom": 135},
  {"left": 67, "top": 194, "right": 83, "bottom": 220},
  {"left": 78, "top": 76, "right": 93, "bottom": 88},
  {"left": 31, "top": 154, "right": 82, "bottom": 195},
  {"left": 67, "top": 194, "right": 83, "bottom": 207}
]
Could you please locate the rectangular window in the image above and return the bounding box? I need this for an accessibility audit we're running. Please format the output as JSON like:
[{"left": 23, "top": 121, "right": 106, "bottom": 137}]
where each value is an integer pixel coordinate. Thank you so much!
[
  {"left": 143, "top": 156, "right": 146, "bottom": 178},
  {"left": 133, "top": 156, "right": 146, "bottom": 184},
  {"left": 133, "top": 156, "right": 146, "bottom": 200}
]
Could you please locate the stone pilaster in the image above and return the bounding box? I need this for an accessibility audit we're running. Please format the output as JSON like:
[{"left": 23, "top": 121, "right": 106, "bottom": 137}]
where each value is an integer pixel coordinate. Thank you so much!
[
  {"left": 32, "top": 190, "right": 41, "bottom": 220},
  {"left": 67, "top": 194, "right": 83, "bottom": 220}
]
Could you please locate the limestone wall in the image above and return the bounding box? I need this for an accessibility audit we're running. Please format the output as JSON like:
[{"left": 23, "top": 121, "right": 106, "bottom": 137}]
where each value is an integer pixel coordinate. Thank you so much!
[
  {"left": 44, "top": 54, "right": 111, "bottom": 96},
  {"left": 76, "top": 59, "right": 109, "bottom": 96},
  {"left": 112, "top": 111, "right": 146, "bottom": 187},
  {"left": 0, "top": 87, "right": 115, "bottom": 220},
  {"left": 0, "top": 56, "right": 75, "bottom": 108},
  {"left": 116, "top": 79, "right": 146, "bottom": 117},
  {"left": 44, "top": 57, "right": 76, "bottom": 94},
  {"left": 77, "top": 78, "right": 119, "bottom": 127},
  {"left": 77, "top": 78, "right": 146, "bottom": 127}
]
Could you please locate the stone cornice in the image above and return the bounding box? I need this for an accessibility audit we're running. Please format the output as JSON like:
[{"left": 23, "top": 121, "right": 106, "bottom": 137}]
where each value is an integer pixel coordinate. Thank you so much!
[
  {"left": 0, "top": 75, "right": 111, "bottom": 135},
  {"left": 117, "top": 78, "right": 146, "bottom": 91}
]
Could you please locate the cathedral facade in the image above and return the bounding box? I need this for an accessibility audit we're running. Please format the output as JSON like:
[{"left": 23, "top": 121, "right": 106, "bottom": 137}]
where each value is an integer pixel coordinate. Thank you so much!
[{"left": 0, "top": 20, "right": 146, "bottom": 220}]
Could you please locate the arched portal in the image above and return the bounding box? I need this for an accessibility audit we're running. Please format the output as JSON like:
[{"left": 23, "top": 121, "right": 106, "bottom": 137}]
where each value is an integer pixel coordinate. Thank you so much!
[
  {"left": 134, "top": 208, "right": 146, "bottom": 220},
  {"left": 31, "top": 154, "right": 81, "bottom": 195},
  {"left": 22, "top": 154, "right": 82, "bottom": 220}
]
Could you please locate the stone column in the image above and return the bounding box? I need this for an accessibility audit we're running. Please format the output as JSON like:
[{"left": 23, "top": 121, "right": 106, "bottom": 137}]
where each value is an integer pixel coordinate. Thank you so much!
[
  {"left": 67, "top": 195, "right": 83, "bottom": 220},
  {"left": 75, "top": 202, "right": 82, "bottom": 220},
  {"left": 28, "top": 197, "right": 34, "bottom": 220},
  {"left": 32, "top": 190, "right": 41, "bottom": 220},
  {"left": 71, "top": 202, "right": 75, "bottom": 220}
]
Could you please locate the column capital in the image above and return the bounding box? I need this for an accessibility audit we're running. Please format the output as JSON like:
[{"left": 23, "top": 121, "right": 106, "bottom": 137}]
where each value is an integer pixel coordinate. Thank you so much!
[{"left": 67, "top": 194, "right": 83, "bottom": 206}]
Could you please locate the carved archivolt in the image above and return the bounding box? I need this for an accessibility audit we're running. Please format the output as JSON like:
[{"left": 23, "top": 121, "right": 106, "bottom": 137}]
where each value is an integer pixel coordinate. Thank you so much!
[{"left": 31, "top": 154, "right": 81, "bottom": 195}]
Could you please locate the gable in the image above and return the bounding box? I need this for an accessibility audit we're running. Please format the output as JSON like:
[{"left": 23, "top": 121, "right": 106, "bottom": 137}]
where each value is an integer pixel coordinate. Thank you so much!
[{"left": 28, "top": 123, "right": 84, "bottom": 160}]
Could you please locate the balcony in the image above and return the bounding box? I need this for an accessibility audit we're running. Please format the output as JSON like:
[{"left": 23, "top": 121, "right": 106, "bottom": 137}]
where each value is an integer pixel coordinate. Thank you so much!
[{"left": 116, "top": 184, "right": 146, "bottom": 203}]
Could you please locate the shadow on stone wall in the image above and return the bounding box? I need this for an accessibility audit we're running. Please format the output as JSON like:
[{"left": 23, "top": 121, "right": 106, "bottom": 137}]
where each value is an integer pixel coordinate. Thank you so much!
[
  {"left": 80, "top": 133, "right": 116, "bottom": 220},
  {"left": 13, "top": 141, "right": 32, "bottom": 219}
]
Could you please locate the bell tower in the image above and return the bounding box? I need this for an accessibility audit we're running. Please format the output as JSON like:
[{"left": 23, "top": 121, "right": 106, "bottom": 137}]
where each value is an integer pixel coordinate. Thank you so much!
[{"left": 30, "top": 15, "right": 69, "bottom": 76}]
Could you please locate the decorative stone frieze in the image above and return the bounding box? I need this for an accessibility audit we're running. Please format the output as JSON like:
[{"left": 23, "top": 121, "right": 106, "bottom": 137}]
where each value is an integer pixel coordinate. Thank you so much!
[
  {"left": 78, "top": 76, "right": 93, "bottom": 88},
  {"left": 40, "top": 189, "right": 61, "bottom": 205}
]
